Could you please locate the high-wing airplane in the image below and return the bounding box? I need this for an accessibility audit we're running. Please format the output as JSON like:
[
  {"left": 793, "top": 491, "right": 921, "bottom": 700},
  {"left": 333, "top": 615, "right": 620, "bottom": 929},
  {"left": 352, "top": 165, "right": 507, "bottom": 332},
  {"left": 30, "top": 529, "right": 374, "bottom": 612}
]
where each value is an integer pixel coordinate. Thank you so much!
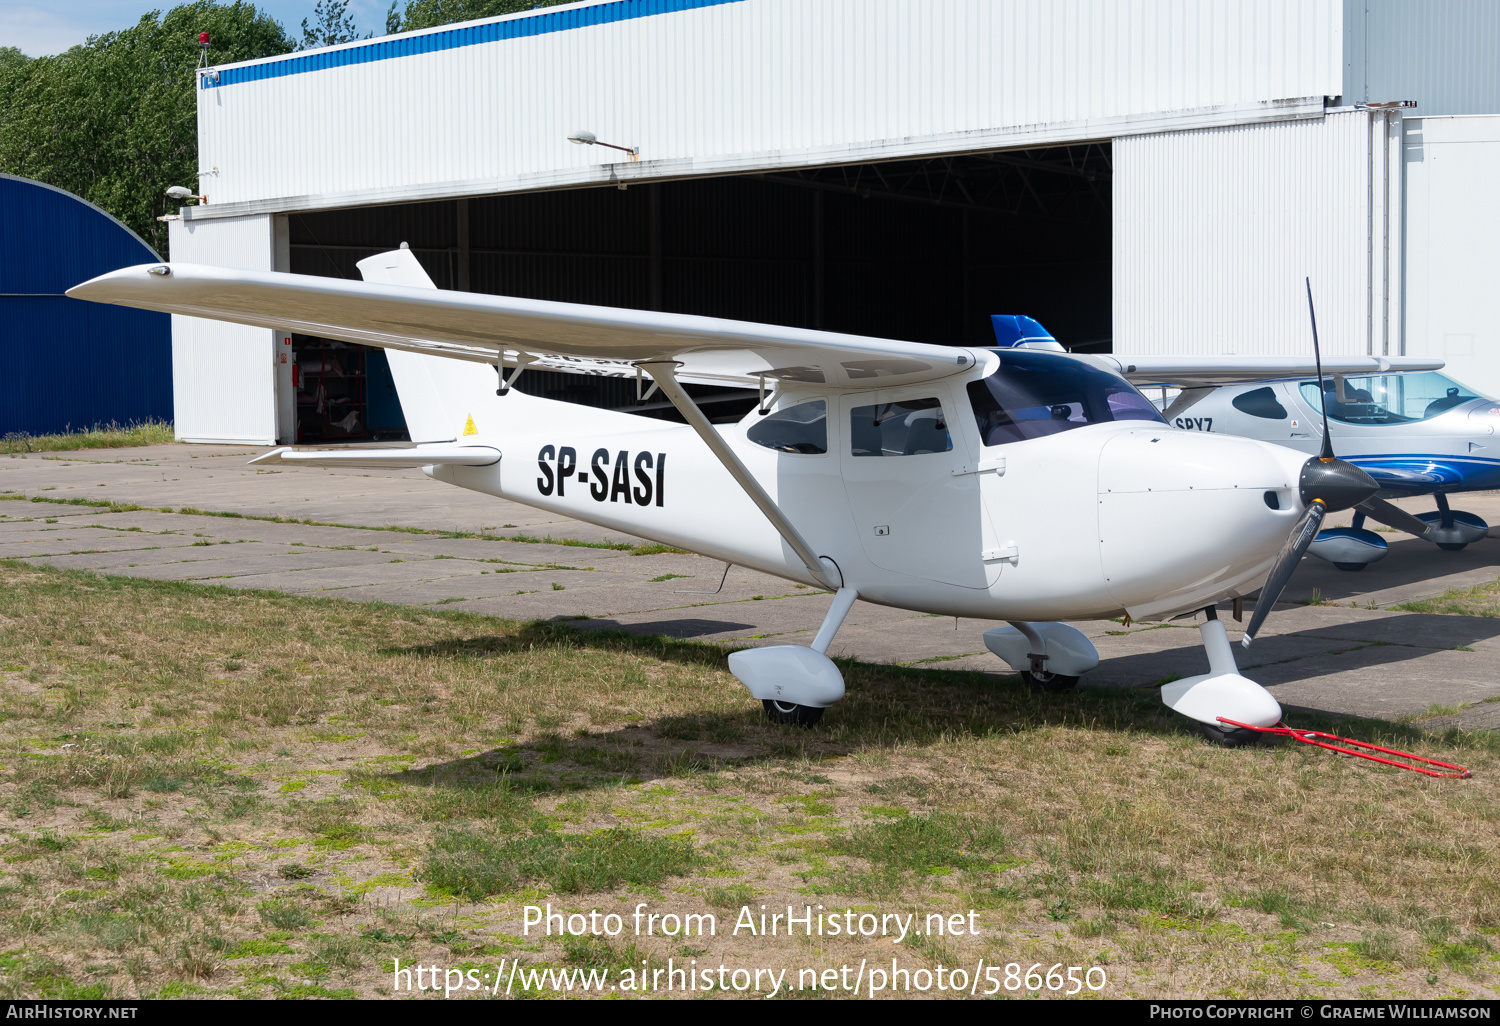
[{"left": 66, "top": 254, "right": 1435, "bottom": 746}]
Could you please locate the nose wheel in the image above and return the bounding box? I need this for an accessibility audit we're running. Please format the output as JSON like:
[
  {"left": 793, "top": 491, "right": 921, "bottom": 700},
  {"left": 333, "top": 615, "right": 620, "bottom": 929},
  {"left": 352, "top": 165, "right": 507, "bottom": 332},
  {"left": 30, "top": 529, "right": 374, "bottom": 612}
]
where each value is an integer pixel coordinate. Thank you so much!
[
  {"left": 762, "top": 699, "right": 824, "bottom": 727},
  {"left": 1197, "top": 721, "right": 1261, "bottom": 747},
  {"left": 1021, "top": 670, "right": 1080, "bottom": 692}
]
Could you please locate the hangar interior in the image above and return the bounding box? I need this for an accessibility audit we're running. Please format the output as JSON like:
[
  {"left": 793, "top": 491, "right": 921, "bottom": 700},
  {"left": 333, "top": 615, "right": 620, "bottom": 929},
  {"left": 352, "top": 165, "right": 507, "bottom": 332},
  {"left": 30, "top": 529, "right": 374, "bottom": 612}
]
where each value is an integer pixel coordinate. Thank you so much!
[{"left": 285, "top": 144, "right": 1112, "bottom": 441}]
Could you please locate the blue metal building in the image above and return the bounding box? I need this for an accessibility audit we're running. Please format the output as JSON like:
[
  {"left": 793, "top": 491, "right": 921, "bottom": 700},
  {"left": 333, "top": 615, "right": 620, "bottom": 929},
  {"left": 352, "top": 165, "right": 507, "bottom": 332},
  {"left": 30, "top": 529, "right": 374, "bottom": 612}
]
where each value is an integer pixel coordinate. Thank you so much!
[{"left": 1, "top": 174, "right": 171, "bottom": 436}]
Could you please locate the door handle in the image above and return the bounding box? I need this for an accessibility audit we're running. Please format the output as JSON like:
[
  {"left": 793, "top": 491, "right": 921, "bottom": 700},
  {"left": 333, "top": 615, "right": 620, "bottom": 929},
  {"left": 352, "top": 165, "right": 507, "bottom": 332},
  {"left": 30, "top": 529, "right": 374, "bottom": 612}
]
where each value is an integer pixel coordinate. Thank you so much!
[
  {"left": 952, "top": 458, "right": 1005, "bottom": 477},
  {"left": 983, "top": 544, "right": 1019, "bottom": 566}
]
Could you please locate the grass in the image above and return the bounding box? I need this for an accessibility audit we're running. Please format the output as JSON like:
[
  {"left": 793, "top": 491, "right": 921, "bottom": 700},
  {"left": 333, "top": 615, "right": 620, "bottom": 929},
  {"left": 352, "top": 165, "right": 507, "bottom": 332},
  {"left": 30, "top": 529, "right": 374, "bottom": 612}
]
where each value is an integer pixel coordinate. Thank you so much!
[
  {"left": 1, "top": 421, "right": 175, "bottom": 455},
  {"left": 1393, "top": 576, "right": 1500, "bottom": 618},
  {"left": 0, "top": 560, "right": 1495, "bottom": 999}
]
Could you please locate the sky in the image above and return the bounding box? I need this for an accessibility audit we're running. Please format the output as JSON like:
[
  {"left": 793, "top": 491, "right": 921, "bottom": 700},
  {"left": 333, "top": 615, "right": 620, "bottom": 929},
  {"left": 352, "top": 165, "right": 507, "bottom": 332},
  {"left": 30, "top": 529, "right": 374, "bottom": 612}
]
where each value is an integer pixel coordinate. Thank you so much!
[{"left": 0, "top": 0, "right": 391, "bottom": 57}]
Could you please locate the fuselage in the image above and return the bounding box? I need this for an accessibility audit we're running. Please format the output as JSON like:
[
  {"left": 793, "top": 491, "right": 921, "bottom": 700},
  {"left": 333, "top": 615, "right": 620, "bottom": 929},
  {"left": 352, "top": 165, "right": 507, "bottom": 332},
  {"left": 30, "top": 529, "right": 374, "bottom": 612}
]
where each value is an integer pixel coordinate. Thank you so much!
[
  {"left": 1162, "top": 376, "right": 1500, "bottom": 498},
  {"left": 434, "top": 350, "right": 1311, "bottom": 622}
]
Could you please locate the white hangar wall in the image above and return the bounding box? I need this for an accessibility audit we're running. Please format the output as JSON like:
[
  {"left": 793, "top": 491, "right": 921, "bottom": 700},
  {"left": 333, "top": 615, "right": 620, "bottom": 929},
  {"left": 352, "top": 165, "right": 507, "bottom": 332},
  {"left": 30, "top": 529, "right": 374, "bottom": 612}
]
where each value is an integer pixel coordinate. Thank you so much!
[
  {"left": 1403, "top": 115, "right": 1500, "bottom": 396},
  {"left": 1344, "top": 0, "right": 1500, "bottom": 116},
  {"left": 168, "top": 214, "right": 287, "bottom": 444},
  {"left": 192, "top": 0, "right": 1341, "bottom": 218},
  {"left": 1113, "top": 109, "right": 1402, "bottom": 361}
]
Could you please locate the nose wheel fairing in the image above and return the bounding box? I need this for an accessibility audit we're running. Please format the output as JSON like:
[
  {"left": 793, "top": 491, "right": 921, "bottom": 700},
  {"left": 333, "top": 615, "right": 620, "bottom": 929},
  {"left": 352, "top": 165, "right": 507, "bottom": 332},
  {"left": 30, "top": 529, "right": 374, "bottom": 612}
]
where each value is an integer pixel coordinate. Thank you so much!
[{"left": 1160, "top": 617, "right": 1282, "bottom": 730}]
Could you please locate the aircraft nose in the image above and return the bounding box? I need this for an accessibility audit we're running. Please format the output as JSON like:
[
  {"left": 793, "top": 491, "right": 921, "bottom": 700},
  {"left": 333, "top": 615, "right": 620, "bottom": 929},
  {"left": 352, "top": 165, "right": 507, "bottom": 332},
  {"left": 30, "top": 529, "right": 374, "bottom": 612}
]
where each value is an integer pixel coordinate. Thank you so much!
[{"left": 1097, "top": 429, "right": 1305, "bottom": 618}]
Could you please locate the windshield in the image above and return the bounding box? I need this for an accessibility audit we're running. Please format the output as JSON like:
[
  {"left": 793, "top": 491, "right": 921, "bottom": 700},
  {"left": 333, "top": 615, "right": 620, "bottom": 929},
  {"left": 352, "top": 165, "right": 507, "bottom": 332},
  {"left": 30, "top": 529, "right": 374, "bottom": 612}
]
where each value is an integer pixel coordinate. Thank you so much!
[
  {"left": 1297, "top": 372, "right": 1485, "bottom": 426},
  {"left": 968, "top": 350, "right": 1164, "bottom": 446}
]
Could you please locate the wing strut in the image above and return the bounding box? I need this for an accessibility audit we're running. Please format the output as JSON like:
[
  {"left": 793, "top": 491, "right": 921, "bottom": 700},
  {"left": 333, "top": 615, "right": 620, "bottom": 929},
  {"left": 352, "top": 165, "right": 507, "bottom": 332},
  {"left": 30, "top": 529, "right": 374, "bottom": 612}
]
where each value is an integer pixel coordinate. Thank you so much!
[{"left": 639, "top": 361, "right": 838, "bottom": 590}]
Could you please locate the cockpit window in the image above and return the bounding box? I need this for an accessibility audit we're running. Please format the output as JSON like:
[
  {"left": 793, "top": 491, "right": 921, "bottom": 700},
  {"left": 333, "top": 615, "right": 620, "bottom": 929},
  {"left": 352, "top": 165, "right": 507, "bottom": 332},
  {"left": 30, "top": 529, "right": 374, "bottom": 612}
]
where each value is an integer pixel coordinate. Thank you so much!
[
  {"left": 747, "top": 399, "right": 827, "bottom": 454},
  {"left": 967, "top": 349, "right": 1164, "bottom": 446},
  {"left": 1297, "top": 372, "right": 1484, "bottom": 425},
  {"left": 850, "top": 398, "right": 953, "bottom": 456}
]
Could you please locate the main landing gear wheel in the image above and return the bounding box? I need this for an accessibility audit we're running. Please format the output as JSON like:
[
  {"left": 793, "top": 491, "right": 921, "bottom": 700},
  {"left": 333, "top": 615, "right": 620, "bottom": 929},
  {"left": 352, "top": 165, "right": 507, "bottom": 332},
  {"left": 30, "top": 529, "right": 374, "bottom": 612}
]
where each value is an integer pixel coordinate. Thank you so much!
[
  {"left": 1437, "top": 542, "right": 1468, "bottom": 552},
  {"left": 1021, "top": 670, "right": 1080, "bottom": 693},
  {"left": 762, "top": 700, "right": 824, "bottom": 727},
  {"left": 1197, "top": 722, "right": 1261, "bottom": 748}
]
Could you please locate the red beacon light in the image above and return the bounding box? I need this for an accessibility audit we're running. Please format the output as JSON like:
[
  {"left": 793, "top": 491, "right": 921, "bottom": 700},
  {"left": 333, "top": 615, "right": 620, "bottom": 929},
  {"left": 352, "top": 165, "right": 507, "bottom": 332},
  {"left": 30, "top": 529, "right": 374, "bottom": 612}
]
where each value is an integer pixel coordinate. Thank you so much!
[{"left": 198, "top": 32, "right": 210, "bottom": 46}]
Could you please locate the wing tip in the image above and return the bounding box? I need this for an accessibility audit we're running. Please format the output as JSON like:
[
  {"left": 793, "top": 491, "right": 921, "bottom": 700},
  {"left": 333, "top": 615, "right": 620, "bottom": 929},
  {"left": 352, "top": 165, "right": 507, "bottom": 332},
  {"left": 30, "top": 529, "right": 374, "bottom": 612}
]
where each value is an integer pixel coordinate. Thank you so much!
[{"left": 248, "top": 447, "right": 291, "bottom": 466}]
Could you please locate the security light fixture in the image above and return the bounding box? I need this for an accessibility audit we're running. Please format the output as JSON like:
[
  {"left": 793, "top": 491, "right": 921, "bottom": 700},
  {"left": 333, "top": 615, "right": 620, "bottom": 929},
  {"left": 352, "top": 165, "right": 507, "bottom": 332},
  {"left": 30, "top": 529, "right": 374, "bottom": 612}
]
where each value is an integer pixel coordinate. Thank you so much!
[
  {"left": 166, "top": 185, "right": 207, "bottom": 205},
  {"left": 567, "top": 130, "right": 638, "bottom": 160}
]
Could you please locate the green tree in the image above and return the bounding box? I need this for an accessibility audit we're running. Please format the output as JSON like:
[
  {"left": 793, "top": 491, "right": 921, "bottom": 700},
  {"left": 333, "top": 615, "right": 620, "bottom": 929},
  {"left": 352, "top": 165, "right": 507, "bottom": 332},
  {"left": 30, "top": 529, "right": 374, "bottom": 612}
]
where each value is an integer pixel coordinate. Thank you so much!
[
  {"left": 299, "top": 0, "right": 369, "bottom": 50},
  {"left": 393, "top": 0, "right": 573, "bottom": 33},
  {"left": 0, "top": 3, "right": 293, "bottom": 253}
]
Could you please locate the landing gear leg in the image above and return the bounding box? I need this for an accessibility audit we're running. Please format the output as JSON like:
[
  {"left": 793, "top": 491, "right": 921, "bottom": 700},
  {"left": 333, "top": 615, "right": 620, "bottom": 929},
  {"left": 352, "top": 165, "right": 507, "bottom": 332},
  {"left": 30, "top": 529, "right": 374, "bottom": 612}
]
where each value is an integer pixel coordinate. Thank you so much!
[
  {"left": 1160, "top": 607, "right": 1281, "bottom": 746},
  {"left": 732, "top": 586, "right": 858, "bottom": 728},
  {"left": 1435, "top": 494, "right": 1467, "bottom": 551}
]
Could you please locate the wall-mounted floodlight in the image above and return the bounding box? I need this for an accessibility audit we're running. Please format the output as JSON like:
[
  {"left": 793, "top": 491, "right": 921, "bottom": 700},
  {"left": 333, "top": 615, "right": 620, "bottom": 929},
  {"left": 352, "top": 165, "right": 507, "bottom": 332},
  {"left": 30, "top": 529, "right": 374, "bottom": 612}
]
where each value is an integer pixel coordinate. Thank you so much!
[
  {"left": 567, "top": 130, "right": 639, "bottom": 161},
  {"left": 166, "top": 185, "right": 207, "bottom": 204}
]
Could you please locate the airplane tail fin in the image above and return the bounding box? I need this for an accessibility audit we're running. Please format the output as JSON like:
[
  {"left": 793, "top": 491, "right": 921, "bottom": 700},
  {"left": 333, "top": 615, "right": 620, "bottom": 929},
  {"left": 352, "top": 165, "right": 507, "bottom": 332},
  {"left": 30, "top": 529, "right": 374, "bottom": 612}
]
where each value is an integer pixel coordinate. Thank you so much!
[
  {"left": 355, "top": 245, "right": 497, "bottom": 442},
  {"left": 989, "top": 314, "right": 1065, "bottom": 352}
]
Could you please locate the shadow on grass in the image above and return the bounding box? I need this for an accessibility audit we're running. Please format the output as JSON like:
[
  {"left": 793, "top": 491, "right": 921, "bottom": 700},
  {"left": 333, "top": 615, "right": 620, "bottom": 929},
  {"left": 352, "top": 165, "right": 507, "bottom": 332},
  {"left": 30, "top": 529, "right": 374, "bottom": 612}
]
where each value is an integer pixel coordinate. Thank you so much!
[{"left": 372, "top": 620, "right": 1497, "bottom": 800}]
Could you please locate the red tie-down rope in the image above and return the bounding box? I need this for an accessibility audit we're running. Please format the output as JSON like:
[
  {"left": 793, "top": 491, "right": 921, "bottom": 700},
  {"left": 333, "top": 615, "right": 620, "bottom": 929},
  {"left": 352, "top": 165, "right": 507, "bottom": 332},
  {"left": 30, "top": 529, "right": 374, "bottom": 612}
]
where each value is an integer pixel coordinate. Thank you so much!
[{"left": 1216, "top": 718, "right": 1472, "bottom": 779}]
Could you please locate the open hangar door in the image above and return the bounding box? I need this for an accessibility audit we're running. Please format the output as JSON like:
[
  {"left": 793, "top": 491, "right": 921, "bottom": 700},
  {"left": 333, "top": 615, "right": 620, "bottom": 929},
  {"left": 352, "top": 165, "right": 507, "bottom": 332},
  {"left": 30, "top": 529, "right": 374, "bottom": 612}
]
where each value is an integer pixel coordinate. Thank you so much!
[{"left": 286, "top": 143, "right": 1112, "bottom": 438}]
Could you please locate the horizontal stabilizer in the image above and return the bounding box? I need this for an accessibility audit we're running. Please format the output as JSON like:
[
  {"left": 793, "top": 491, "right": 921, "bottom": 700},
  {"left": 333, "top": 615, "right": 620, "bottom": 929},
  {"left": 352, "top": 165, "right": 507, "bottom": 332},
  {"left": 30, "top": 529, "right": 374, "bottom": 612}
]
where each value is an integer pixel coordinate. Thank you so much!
[{"left": 248, "top": 445, "right": 500, "bottom": 469}]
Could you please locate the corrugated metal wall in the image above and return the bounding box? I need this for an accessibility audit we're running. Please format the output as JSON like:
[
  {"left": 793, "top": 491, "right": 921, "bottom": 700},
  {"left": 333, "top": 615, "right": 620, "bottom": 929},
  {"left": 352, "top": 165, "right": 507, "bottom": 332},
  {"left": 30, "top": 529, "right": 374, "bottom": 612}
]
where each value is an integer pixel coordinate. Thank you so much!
[
  {"left": 1346, "top": 0, "right": 1500, "bottom": 116},
  {"left": 194, "top": 0, "right": 1339, "bottom": 216},
  {"left": 1113, "top": 110, "right": 1399, "bottom": 359},
  {"left": 0, "top": 175, "right": 172, "bottom": 436},
  {"left": 168, "top": 214, "right": 279, "bottom": 443}
]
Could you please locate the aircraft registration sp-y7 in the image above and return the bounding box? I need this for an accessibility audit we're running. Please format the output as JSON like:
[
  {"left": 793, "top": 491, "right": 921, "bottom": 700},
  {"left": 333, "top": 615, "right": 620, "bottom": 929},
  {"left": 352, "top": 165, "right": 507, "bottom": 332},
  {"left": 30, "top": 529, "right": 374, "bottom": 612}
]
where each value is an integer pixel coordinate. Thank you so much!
[{"left": 67, "top": 252, "right": 1438, "bottom": 745}]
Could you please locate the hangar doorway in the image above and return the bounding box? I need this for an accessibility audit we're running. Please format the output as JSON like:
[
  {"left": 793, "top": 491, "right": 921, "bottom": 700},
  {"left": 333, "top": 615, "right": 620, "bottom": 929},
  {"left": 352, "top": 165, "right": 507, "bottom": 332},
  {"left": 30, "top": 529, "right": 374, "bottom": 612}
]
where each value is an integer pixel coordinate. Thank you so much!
[{"left": 286, "top": 143, "right": 1112, "bottom": 436}]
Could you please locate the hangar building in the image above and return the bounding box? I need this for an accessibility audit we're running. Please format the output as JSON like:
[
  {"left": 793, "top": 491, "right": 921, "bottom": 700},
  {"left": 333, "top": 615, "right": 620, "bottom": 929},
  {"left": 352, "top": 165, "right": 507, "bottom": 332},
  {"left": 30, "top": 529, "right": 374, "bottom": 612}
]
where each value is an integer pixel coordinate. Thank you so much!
[
  {"left": 2, "top": 175, "right": 172, "bottom": 436},
  {"left": 164, "top": 0, "right": 1500, "bottom": 444}
]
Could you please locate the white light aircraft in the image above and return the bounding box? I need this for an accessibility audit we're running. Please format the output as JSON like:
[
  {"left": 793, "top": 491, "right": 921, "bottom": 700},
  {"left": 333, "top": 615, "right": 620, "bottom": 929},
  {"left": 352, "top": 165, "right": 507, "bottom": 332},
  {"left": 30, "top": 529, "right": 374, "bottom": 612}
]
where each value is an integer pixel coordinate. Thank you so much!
[{"left": 67, "top": 254, "right": 1439, "bottom": 745}]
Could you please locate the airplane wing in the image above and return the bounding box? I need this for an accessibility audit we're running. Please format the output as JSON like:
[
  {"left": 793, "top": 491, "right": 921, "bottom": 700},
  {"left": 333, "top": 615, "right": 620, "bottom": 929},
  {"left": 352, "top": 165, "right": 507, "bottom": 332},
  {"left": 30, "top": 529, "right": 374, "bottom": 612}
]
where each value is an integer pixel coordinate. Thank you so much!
[
  {"left": 248, "top": 444, "right": 500, "bottom": 469},
  {"left": 67, "top": 260, "right": 978, "bottom": 391},
  {"left": 1095, "top": 354, "right": 1444, "bottom": 387}
]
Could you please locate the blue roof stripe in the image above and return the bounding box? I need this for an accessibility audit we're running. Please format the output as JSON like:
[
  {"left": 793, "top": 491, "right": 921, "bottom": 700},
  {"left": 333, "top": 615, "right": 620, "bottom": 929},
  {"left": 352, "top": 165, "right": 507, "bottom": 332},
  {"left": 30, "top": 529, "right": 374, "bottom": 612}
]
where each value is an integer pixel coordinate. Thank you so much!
[{"left": 204, "top": 0, "right": 744, "bottom": 88}]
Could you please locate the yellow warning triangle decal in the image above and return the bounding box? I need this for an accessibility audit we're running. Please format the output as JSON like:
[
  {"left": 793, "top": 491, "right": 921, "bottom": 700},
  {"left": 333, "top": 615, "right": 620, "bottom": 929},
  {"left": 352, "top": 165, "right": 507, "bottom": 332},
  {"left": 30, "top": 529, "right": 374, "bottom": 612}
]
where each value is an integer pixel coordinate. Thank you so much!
[{"left": 463, "top": 415, "right": 478, "bottom": 436}]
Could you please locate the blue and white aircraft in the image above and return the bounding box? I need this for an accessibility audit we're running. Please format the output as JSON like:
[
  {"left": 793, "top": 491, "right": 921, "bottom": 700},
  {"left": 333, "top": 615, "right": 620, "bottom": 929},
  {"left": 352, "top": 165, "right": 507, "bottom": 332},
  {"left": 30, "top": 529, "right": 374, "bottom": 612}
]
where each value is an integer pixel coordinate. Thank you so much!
[{"left": 991, "top": 316, "right": 1488, "bottom": 571}]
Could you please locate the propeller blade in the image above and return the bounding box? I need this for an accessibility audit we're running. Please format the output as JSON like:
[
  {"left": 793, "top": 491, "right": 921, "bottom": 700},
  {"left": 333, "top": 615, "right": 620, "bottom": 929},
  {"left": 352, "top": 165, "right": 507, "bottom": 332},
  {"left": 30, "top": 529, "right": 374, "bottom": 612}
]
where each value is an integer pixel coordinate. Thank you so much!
[
  {"left": 1242, "top": 500, "right": 1326, "bottom": 648},
  {"left": 1306, "top": 278, "right": 1336, "bottom": 461},
  {"left": 1356, "top": 497, "right": 1432, "bottom": 537}
]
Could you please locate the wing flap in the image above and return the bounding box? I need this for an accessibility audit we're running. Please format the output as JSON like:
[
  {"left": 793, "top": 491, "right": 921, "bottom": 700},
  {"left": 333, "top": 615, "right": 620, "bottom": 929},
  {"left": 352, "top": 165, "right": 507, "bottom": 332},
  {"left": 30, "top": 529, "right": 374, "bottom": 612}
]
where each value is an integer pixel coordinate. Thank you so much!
[{"left": 249, "top": 445, "right": 500, "bottom": 469}]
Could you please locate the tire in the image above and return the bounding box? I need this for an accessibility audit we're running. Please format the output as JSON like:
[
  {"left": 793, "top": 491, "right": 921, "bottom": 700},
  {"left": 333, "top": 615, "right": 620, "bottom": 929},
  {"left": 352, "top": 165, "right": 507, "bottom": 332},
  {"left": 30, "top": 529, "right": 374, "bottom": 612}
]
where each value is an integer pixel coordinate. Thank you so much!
[
  {"left": 1021, "top": 670, "right": 1080, "bottom": 693},
  {"left": 1197, "top": 722, "right": 1261, "bottom": 748},
  {"left": 1437, "top": 542, "right": 1468, "bottom": 552},
  {"left": 762, "top": 699, "right": 824, "bottom": 727},
  {"left": 1333, "top": 562, "right": 1368, "bottom": 572}
]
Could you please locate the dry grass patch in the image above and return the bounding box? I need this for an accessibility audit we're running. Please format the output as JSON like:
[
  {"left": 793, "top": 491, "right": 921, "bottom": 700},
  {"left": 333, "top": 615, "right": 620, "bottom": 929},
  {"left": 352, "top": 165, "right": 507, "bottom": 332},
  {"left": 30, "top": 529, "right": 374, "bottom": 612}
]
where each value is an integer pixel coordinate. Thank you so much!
[
  {"left": 0, "top": 560, "right": 1496, "bottom": 999},
  {"left": 1394, "top": 577, "right": 1500, "bottom": 618},
  {"left": 0, "top": 421, "right": 175, "bottom": 455}
]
